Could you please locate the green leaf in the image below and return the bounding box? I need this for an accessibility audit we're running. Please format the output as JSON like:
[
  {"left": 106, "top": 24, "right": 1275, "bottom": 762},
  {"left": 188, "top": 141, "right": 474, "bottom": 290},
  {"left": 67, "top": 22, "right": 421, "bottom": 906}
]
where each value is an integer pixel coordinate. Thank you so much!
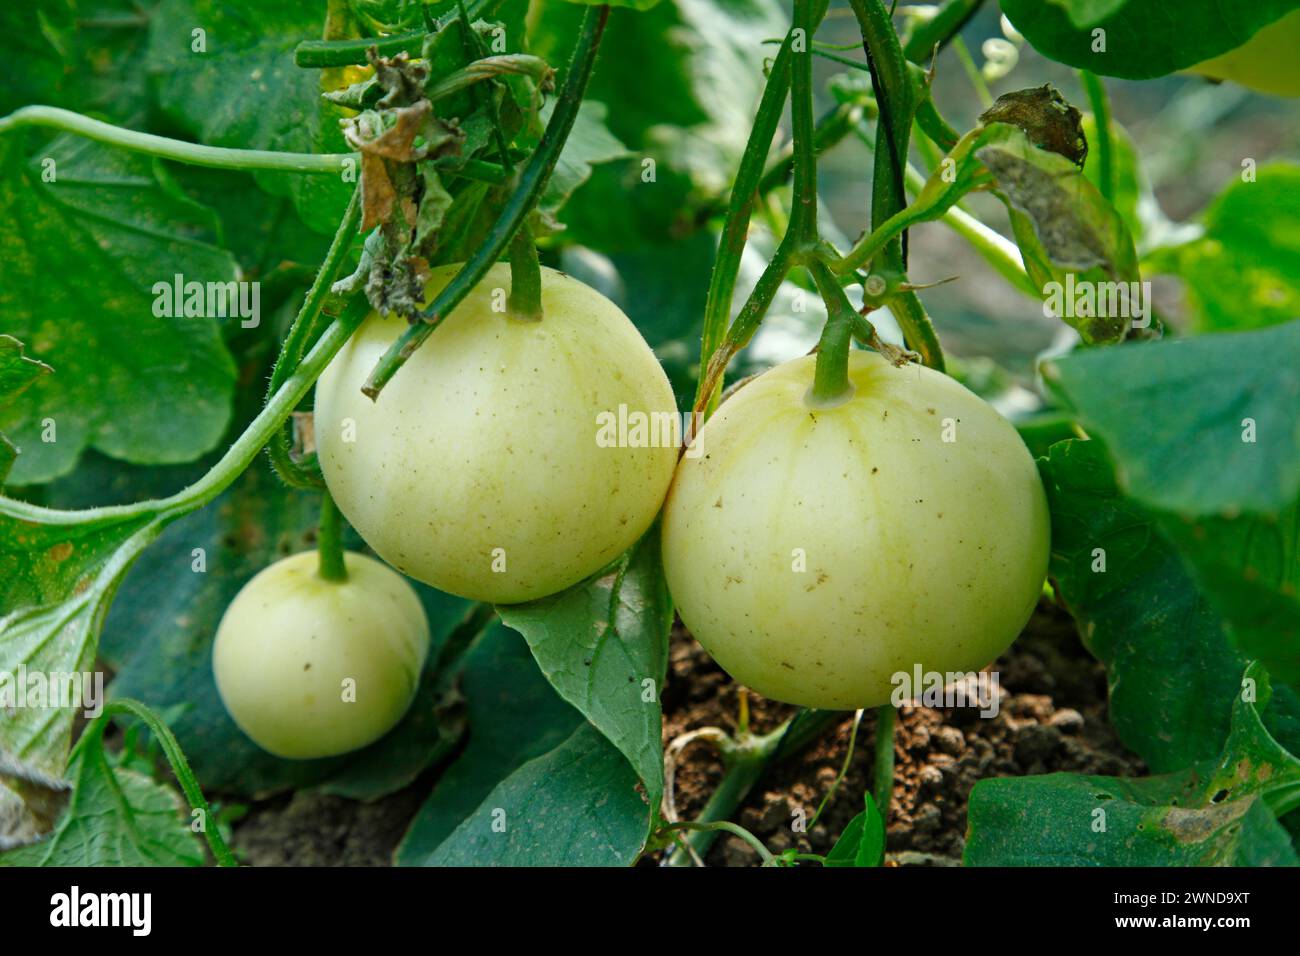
[
  {"left": 1055, "top": 0, "right": 1127, "bottom": 27},
  {"left": 0, "top": 133, "right": 238, "bottom": 484},
  {"left": 528, "top": 0, "right": 784, "bottom": 249},
  {"left": 825, "top": 792, "right": 885, "bottom": 867},
  {"left": 0, "top": 336, "right": 53, "bottom": 485},
  {"left": 0, "top": 712, "right": 204, "bottom": 866},
  {"left": 966, "top": 663, "right": 1300, "bottom": 866},
  {"left": 538, "top": 100, "right": 629, "bottom": 225},
  {"left": 0, "top": 4, "right": 72, "bottom": 117},
  {"left": 1158, "top": 502, "right": 1300, "bottom": 689},
  {"left": 0, "top": 1, "right": 160, "bottom": 123},
  {"left": 144, "top": 0, "right": 353, "bottom": 235},
  {"left": 977, "top": 125, "right": 1139, "bottom": 344},
  {"left": 0, "top": 502, "right": 159, "bottom": 795},
  {"left": 0, "top": 341, "right": 60, "bottom": 414},
  {"left": 396, "top": 624, "right": 584, "bottom": 865},
  {"left": 346, "top": 0, "right": 434, "bottom": 33},
  {"left": 1001, "top": 0, "right": 1300, "bottom": 80},
  {"left": 166, "top": 165, "right": 332, "bottom": 286},
  {"left": 967, "top": 773, "right": 1295, "bottom": 866},
  {"left": 1042, "top": 320, "right": 1300, "bottom": 516},
  {"left": 1147, "top": 164, "right": 1300, "bottom": 333},
  {"left": 496, "top": 527, "right": 672, "bottom": 806},
  {"left": 426, "top": 721, "right": 650, "bottom": 866},
  {"left": 1040, "top": 439, "right": 1300, "bottom": 770}
]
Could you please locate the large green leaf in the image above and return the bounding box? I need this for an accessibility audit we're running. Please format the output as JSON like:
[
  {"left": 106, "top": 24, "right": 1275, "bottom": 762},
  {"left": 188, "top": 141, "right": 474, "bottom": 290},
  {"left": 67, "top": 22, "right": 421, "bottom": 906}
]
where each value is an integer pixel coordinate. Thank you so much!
[
  {"left": 967, "top": 773, "right": 1295, "bottom": 866},
  {"left": 1001, "top": 0, "right": 1300, "bottom": 80},
  {"left": 1041, "top": 440, "right": 1263, "bottom": 770},
  {"left": 0, "top": 1, "right": 161, "bottom": 121},
  {"left": 966, "top": 664, "right": 1300, "bottom": 866},
  {"left": 0, "top": 501, "right": 159, "bottom": 798},
  {"left": 0, "top": 133, "right": 238, "bottom": 484},
  {"left": 144, "top": 0, "right": 353, "bottom": 235},
  {"left": 1146, "top": 164, "right": 1300, "bottom": 333},
  {"left": 496, "top": 527, "right": 672, "bottom": 806},
  {"left": 1158, "top": 502, "right": 1300, "bottom": 688},
  {"left": 0, "top": 720, "right": 204, "bottom": 866},
  {"left": 396, "top": 624, "right": 584, "bottom": 865},
  {"left": 427, "top": 721, "right": 649, "bottom": 866},
  {"left": 0, "top": 4, "right": 72, "bottom": 117},
  {"left": 0, "top": 337, "right": 53, "bottom": 485},
  {"left": 1042, "top": 320, "right": 1300, "bottom": 516},
  {"left": 167, "top": 165, "right": 332, "bottom": 286}
]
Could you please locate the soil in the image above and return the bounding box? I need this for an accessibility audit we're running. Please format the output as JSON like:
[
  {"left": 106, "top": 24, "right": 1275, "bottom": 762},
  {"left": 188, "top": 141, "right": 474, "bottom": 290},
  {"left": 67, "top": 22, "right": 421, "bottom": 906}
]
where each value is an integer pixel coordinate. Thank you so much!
[
  {"left": 660, "top": 600, "right": 1145, "bottom": 866},
  {"left": 228, "top": 598, "right": 1145, "bottom": 866}
]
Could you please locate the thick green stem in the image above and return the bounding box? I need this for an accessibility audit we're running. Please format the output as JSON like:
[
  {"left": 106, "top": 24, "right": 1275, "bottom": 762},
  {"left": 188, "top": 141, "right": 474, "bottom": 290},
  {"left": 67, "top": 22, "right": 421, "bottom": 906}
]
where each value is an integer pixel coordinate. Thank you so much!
[
  {"left": 362, "top": 4, "right": 609, "bottom": 399},
  {"left": 807, "top": 259, "right": 861, "bottom": 405},
  {"left": 293, "top": 0, "right": 499, "bottom": 67},
  {"left": 296, "top": 29, "right": 426, "bottom": 67},
  {"left": 693, "top": 0, "right": 832, "bottom": 419},
  {"left": 891, "top": 293, "right": 945, "bottom": 371},
  {"left": 1079, "top": 70, "right": 1114, "bottom": 202},
  {"left": 833, "top": 205, "right": 914, "bottom": 276},
  {"left": 850, "top": 0, "right": 914, "bottom": 241},
  {"left": 810, "top": 320, "right": 853, "bottom": 404},
  {"left": 691, "top": 243, "right": 798, "bottom": 421},
  {"left": 847, "top": 0, "right": 946, "bottom": 372},
  {"left": 902, "top": 0, "right": 985, "bottom": 64},
  {"left": 915, "top": 94, "right": 961, "bottom": 151},
  {"left": 507, "top": 224, "right": 543, "bottom": 321},
  {"left": 755, "top": 99, "right": 872, "bottom": 200},
  {"left": 694, "top": 42, "right": 793, "bottom": 417},
  {"left": 873, "top": 704, "right": 897, "bottom": 817},
  {"left": 0, "top": 106, "right": 353, "bottom": 173},
  {"left": 788, "top": 0, "right": 820, "bottom": 244},
  {"left": 316, "top": 492, "right": 347, "bottom": 582}
]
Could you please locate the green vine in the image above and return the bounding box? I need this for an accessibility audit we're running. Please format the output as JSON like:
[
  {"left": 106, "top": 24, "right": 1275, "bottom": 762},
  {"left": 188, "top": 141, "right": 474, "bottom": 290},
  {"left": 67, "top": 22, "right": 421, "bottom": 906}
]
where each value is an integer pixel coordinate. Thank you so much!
[
  {"left": 0, "top": 106, "right": 353, "bottom": 173},
  {"left": 95, "top": 699, "right": 238, "bottom": 867},
  {"left": 264, "top": 188, "right": 363, "bottom": 490}
]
